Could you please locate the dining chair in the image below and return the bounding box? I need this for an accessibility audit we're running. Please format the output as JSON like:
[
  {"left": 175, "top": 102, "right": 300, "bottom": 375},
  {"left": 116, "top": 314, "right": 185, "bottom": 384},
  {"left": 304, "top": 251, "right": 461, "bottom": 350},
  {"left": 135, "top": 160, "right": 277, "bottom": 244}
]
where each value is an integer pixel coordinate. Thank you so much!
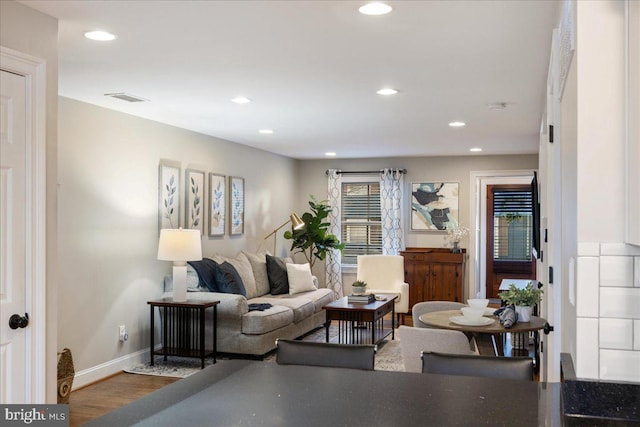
[
  {"left": 275, "top": 339, "right": 376, "bottom": 370},
  {"left": 356, "top": 255, "right": 409, "bottom": 324},
  {"left": 398, "top": 325, "right": 477, "bottom": 373},
  {"left": 421, "top": 351, "right": 534, "bottom": 381},
  {"left": 411, "top": 301, "right": 466, "bottom": 327}
]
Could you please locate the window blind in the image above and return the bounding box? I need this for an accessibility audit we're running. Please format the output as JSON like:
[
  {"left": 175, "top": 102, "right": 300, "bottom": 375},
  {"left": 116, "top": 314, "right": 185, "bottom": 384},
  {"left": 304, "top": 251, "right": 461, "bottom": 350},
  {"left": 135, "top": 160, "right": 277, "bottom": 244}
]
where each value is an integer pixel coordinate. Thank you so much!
[
  {"left": 341, "top": 182, "right": 382, "bottom": 265},
  {"left": 492, "top": 190, "right": 533, "bottom": 261}
]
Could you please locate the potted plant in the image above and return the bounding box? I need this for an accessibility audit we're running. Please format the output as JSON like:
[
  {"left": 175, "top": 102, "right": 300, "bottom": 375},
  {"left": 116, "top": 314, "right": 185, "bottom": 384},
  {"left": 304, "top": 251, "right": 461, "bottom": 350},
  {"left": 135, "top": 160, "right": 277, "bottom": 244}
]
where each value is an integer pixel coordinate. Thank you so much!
[
  {"left": 498, "top": 282, "right": 543, "bottom": 322},
  {"left": 284, "top": 196, "right": 345, "bottom": 270},
  {"left": 351, "top": 280, "right": 367, "bottom": 296}
]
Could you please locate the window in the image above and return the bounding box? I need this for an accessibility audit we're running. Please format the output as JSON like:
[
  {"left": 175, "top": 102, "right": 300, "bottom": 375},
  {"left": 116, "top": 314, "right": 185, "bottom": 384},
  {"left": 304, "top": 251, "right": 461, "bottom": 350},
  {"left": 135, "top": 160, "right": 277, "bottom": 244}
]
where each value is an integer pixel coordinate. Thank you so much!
[
  {"left": 341, "top": 182, "right": 382, "bottom": 265},
  {"left": 492, "top": 189, "right": 533, "bottom": 261}
]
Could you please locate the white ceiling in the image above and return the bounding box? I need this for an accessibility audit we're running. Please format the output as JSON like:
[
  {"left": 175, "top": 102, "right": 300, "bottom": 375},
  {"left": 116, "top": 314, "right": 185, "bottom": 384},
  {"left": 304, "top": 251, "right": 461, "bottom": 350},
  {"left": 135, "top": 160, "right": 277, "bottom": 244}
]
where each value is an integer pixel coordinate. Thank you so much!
[{"left": 21, "top": 0, "right": 559, "bottom": 160}]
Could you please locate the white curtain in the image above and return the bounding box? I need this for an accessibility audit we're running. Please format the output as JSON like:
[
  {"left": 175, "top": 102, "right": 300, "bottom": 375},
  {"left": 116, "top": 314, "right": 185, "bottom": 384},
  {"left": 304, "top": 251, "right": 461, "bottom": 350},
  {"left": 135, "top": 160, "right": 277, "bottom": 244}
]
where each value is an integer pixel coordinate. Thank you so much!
[
  {"left": 380, "top": 168, "right": 404, "bottom": 255},
  {"left": 326, "top": 169, "right": 343, "bottom": 298}
]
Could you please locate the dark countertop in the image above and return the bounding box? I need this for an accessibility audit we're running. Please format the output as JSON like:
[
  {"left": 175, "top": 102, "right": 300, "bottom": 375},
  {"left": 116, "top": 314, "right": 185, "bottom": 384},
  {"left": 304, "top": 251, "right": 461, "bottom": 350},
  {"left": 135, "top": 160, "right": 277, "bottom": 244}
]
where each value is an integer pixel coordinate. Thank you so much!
[
  {"left": 563, "top": 380, "right": 640, "bottom": 426},
  {"left": 86, "top": 360, "right": 561, "bottom": 426},
  {"left": 561, "top": 352, "right": 640, "bottom": 425}
]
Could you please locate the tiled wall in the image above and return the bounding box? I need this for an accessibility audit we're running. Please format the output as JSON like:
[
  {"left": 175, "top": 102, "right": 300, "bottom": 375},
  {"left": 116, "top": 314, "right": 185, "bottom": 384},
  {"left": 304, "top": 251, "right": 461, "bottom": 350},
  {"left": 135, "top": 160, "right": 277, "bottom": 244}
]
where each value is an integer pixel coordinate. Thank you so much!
[{"left": 576, "top": 243, "right": 640, "bottom": 382}]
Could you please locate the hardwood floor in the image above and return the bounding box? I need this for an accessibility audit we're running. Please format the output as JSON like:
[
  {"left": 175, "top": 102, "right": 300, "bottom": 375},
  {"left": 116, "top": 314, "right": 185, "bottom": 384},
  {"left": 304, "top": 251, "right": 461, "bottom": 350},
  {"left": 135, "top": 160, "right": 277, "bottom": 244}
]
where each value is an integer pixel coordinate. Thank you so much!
[{"left": 69, "top": 373, "right": 179, "bottom": 426}]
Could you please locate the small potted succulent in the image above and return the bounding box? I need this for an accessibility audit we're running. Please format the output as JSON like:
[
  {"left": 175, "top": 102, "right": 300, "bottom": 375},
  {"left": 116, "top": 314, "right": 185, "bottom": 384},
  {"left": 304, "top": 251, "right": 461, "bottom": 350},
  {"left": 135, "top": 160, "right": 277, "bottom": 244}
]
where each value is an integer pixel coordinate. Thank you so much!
[
  {"left": 351, "top": 280, "right": 367, "bottom": 296},
  {"left": 498, "top": 282, "right": 543, "bottom": 322}
]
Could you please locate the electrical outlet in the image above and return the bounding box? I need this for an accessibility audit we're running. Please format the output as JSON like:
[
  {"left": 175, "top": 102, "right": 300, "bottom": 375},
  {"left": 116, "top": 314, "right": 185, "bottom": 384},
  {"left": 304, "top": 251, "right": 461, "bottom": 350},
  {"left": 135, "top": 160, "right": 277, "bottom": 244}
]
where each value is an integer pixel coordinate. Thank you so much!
[{"left": 119, "top": 325, "right": 128, "bottom": 342}]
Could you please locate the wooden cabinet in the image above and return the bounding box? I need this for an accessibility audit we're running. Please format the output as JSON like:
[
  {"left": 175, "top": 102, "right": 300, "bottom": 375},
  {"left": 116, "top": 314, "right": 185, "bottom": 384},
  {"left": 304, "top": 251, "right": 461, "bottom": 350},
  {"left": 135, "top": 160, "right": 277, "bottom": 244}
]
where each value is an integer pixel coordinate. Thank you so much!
[{"left": 400, "top": 248, "right": 465, "bottom": 311}]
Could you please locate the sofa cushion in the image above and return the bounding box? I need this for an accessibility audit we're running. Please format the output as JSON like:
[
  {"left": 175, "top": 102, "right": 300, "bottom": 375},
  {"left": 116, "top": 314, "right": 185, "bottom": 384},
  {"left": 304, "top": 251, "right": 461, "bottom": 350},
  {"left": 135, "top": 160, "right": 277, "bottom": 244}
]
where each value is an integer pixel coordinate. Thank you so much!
[
  {"left": 250, "top": 296, "right": 315, "bottom": 323},
  {"left": 213, "top": 252, "right": 258, "bottom": 299},
  {"left": 242, "top": 305, "right": 293, "bottom": 335},
  {"left": 266, "top": 255, "right": 289, "bottom": 295},
  {"left": 291, "top": 288, "right": 336, "bottom": 313},
  {"left": 242, "top": 251, "right": 271, "bottom": 297},
  {"left": 286, "top": 263, "right": 317, "bottom": 295}
]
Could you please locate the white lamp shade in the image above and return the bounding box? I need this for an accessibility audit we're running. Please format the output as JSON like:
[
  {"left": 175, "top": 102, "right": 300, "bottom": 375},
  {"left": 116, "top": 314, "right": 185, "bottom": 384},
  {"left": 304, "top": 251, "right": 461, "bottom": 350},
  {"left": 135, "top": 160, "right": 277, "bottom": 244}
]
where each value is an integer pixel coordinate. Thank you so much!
[{"left": 157, "top": 229, "right": 202, "bottom": 261}]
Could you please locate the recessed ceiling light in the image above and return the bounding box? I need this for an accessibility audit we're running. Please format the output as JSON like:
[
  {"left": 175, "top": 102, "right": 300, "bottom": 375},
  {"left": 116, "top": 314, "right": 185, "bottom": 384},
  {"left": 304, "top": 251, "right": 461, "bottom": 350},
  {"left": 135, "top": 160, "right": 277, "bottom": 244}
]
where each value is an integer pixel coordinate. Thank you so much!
[
  {"left": 449, "top": 121, "right": 466, "bottom": 127},
  {"left": 325, "top": 152, "right": 337, "bottom": 157},
  {"left": 377, "top": 88, "right": 398, "bottom": 95},
  {"left": 359, "top": 2, "right": 393, "bottom": 15},
  {"left": 259, "top": 129, "right": 274, "bottom": 134},
  {"left": 104, "top": 93, "right": 148, "bottom": 103},
  {"left": 84, "top": 30, "right": 117, "bottom": 41},
  {"left": 231, "top": 97, "right": 251, "bottom": 104},
  {"left": 470, "top": 147, "right": 483, "bottom": 152}
]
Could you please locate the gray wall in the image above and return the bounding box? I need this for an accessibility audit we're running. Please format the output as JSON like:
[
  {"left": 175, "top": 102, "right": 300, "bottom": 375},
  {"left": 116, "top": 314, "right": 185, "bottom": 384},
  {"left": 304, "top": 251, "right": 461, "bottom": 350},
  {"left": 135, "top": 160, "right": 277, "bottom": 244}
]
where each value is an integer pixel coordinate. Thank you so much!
[
  {"left": 297, "top": 155, "right": 538, "bottom": 297},
  {"left": 57, "top": 97, "right": 298, "bottom": 374},
  {"left": 1, "top": 0, "right": 58, "bottom": 402}
]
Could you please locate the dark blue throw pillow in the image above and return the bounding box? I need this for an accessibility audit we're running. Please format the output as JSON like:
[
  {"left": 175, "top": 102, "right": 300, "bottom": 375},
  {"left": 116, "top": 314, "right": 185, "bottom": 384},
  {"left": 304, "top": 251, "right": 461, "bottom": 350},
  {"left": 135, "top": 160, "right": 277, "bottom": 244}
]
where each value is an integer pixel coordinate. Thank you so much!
[
  {"left": 187, "top": 258, "right": 220, "bottom": 292},
  {"left": 216, "top": 262, "right": 247, "bottom": 297}
]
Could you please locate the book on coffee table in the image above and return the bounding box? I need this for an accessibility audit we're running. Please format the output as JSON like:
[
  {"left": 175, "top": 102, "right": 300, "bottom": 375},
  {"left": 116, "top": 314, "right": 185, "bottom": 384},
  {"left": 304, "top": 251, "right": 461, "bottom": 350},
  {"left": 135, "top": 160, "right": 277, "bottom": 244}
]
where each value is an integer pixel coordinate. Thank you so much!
[{"left": 347, "top": 294, "right": 375, "bottom": 304}]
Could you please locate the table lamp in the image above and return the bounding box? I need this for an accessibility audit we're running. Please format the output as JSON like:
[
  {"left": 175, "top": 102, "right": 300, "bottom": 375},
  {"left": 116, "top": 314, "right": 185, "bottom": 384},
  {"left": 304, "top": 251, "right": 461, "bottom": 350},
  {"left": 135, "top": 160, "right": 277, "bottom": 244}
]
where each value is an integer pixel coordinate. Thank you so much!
[
  {"left": 262, "top": 213, "right": 304, "bottom": 254},
  {"left": 157, "top": 228, "right": 202, "bottom": 301}
]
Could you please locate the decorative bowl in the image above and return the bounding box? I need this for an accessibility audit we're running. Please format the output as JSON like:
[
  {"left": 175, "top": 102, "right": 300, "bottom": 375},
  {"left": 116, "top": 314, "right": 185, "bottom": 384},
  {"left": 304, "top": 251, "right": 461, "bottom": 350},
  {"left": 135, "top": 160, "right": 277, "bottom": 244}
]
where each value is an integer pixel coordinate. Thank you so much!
[
  {"left": 461, "top": 307, "right": 485, "bottom": 322},
  {"left": 467, "top": 298, "right": 490, "bottom": 309}
]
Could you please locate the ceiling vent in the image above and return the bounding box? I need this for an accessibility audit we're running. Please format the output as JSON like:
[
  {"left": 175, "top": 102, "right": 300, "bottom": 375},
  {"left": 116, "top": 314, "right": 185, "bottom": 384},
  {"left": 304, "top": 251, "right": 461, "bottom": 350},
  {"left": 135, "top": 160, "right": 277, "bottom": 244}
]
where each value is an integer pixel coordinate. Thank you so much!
[{"left": 104, "top": 93, "right": 148, "bottom": 103}]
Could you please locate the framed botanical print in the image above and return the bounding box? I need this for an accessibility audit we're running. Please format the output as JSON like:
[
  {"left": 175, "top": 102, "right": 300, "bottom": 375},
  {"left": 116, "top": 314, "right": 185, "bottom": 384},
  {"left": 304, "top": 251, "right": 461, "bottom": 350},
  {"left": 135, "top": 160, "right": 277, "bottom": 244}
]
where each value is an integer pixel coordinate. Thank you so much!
[
  {"left": 158, "top": 160, "right": 181, "bottom": 233},
  {"left": 229, "top": 176, "right": 244, "bottom": 235},
  {"left": 411, "top": 182, "right": 459, "bottom": 231},
  {"left": 185, "top": 169, "right": 205, "bottom": 234},
  {"left": 208, "top": 173, "right": 226, "bottom": 236}
]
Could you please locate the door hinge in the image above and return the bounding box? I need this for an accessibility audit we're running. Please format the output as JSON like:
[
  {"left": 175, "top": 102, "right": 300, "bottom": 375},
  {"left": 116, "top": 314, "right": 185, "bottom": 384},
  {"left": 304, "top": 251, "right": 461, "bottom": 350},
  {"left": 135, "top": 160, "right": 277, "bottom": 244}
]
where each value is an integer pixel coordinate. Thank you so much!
[
  {"left": 541, "top": 341, "right": 543, "bottom": 353},
  {"left": 540, "top": 250, "right": 544, "bottom": 262},
  {"left": 549, "top": 125, "right": 554, "bottom": 143},
  {"left": 544, "top": 228, "right": 548, "bottom": 243},
  {"left": 549, "top": 266, "right": 554, "bottom": 284}
]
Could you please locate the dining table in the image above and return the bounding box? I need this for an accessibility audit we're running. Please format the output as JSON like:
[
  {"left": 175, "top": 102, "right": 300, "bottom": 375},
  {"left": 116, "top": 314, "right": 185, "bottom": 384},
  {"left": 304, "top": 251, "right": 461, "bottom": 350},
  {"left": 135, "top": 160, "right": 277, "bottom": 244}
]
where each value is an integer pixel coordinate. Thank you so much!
[{"left": 418, "top": 309, "right": 548, "bottom": 357}]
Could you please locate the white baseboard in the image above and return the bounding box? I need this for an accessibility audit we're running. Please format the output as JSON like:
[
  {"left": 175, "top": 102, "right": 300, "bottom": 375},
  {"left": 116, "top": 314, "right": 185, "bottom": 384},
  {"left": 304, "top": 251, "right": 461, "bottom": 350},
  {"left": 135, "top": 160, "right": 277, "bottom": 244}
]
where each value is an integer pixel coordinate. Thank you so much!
[{"left": 72, "top": 346, "right": 159, "bottom": 390}]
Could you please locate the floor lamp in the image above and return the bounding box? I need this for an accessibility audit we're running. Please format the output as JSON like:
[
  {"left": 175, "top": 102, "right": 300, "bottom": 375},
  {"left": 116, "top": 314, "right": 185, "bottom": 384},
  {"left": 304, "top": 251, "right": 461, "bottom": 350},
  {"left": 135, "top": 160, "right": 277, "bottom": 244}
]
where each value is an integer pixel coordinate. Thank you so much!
[
  {"left": 263, "top": 213, "right": 304, "bottom": 255},
  {"left": 157, "top": 228, "right": 202, "bottom": 302}
]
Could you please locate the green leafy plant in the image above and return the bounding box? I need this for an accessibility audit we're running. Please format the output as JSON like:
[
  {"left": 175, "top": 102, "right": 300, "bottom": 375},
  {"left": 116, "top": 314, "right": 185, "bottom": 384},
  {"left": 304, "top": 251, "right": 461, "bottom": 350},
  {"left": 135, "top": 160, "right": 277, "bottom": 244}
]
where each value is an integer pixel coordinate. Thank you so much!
[
  {"left": 498, "top": 282, "right": 543, "bottom": 307},
  {"left": 284, "top": 195, "right": 345, "bottom": 270},
  {"left": 352, "top": 280, "right": 367, "bottom": 288}
]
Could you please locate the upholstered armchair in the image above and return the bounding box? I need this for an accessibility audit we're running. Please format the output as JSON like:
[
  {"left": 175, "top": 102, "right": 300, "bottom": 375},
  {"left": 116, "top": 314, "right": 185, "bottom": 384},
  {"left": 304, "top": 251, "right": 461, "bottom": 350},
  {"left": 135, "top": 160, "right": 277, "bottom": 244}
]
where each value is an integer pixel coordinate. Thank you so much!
[
  {"left": 398, "top": 325, "right": 478, "bottom": 373},
  {"left": 356, "top": 255, "right": 409, "bottom": 324}
]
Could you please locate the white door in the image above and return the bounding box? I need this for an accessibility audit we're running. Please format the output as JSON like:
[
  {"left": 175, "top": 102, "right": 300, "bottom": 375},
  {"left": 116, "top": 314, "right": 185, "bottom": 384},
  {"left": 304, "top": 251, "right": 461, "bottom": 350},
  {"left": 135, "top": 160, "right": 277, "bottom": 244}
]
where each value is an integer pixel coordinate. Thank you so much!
[{"left": 0, "top": 69, "right": 29, "bottom": 403}]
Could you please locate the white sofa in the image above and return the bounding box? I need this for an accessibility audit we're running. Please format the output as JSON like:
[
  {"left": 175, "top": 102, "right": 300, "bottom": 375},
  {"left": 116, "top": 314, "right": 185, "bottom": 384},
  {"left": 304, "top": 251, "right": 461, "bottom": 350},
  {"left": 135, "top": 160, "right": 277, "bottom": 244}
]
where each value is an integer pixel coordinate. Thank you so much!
[{"left": 162, "top": 251, "right": 336, "bottom": 357}]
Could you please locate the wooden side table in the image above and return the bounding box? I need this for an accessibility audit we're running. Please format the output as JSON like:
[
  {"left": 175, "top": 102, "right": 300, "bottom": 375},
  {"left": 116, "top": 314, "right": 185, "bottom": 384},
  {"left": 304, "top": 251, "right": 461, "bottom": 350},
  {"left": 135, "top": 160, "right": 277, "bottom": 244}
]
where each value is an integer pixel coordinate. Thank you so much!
[{"left": 148, "top": 298, "right": 219, "bottom": 369}]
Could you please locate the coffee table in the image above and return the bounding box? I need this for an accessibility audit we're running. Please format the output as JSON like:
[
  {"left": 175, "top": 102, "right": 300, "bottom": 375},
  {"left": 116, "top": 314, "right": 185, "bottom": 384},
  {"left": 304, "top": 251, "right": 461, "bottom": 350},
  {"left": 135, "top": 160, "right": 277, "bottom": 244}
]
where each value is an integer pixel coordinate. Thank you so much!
[{"left": 322, "top": 295, "right": 397, "bottom": 345}]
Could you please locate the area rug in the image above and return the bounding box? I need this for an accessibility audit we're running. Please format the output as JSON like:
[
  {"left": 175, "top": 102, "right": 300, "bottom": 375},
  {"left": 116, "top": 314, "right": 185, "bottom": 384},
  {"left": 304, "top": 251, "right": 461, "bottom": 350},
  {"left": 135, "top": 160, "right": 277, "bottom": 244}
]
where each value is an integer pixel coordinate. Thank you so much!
[{"left": 125, "top": 326, "right": 404, "bottom": 378}]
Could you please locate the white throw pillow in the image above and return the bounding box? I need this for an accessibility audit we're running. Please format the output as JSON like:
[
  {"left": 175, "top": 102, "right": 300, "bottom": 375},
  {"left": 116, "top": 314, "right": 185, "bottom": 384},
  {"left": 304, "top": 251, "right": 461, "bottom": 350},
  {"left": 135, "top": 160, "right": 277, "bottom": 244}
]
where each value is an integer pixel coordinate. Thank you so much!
[{"left": 286, "top": 263, "right": 317, "bottom": 295}]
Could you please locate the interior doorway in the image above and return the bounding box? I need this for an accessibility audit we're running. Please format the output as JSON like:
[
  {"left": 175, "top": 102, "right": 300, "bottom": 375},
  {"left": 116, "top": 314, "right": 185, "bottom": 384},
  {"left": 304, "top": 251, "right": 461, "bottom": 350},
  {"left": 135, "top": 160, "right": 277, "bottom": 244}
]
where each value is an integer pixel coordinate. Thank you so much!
[
  {"left": 469, "top": 170, "right": 535, "bottom": 301},
  {"left": 485, "top": 184, "right": 536, "bottom": 299}
]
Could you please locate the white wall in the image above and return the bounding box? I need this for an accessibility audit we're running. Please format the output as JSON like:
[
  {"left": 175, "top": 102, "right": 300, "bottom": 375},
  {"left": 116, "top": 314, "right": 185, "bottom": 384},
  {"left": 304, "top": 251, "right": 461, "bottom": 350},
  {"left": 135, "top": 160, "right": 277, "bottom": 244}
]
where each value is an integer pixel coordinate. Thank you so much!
[
  {"left": 57, "top": 97, "right": 298, "bottom": 381},
  {"left": 569, "top": 1, "right": 640, "bottom": 382},
  {"left": 0, "top": 0, "right": 59, "bottom": 402},
  {"left": 297, "top": 154, "right": 538, "bottom": 297}
]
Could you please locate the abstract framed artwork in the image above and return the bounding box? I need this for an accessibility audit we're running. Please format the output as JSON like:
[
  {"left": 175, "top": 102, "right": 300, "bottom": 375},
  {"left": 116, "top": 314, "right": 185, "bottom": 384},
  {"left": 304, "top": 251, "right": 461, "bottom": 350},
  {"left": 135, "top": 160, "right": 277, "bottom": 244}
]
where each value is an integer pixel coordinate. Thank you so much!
[
  {"left": 229, "top": 176, "right": 245, "bottom": 235},
  {"left": 208, "top": 173, "right": 226, "bottom": 237},
  {"left": 158, "top": 160, "right": 181, "bottom": 233},
  {"left": 411, "top": 182, "right": 459, "bottom": 231},
  {"left": 185, "top": 169, "right": 205, "bottom": 235}
]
